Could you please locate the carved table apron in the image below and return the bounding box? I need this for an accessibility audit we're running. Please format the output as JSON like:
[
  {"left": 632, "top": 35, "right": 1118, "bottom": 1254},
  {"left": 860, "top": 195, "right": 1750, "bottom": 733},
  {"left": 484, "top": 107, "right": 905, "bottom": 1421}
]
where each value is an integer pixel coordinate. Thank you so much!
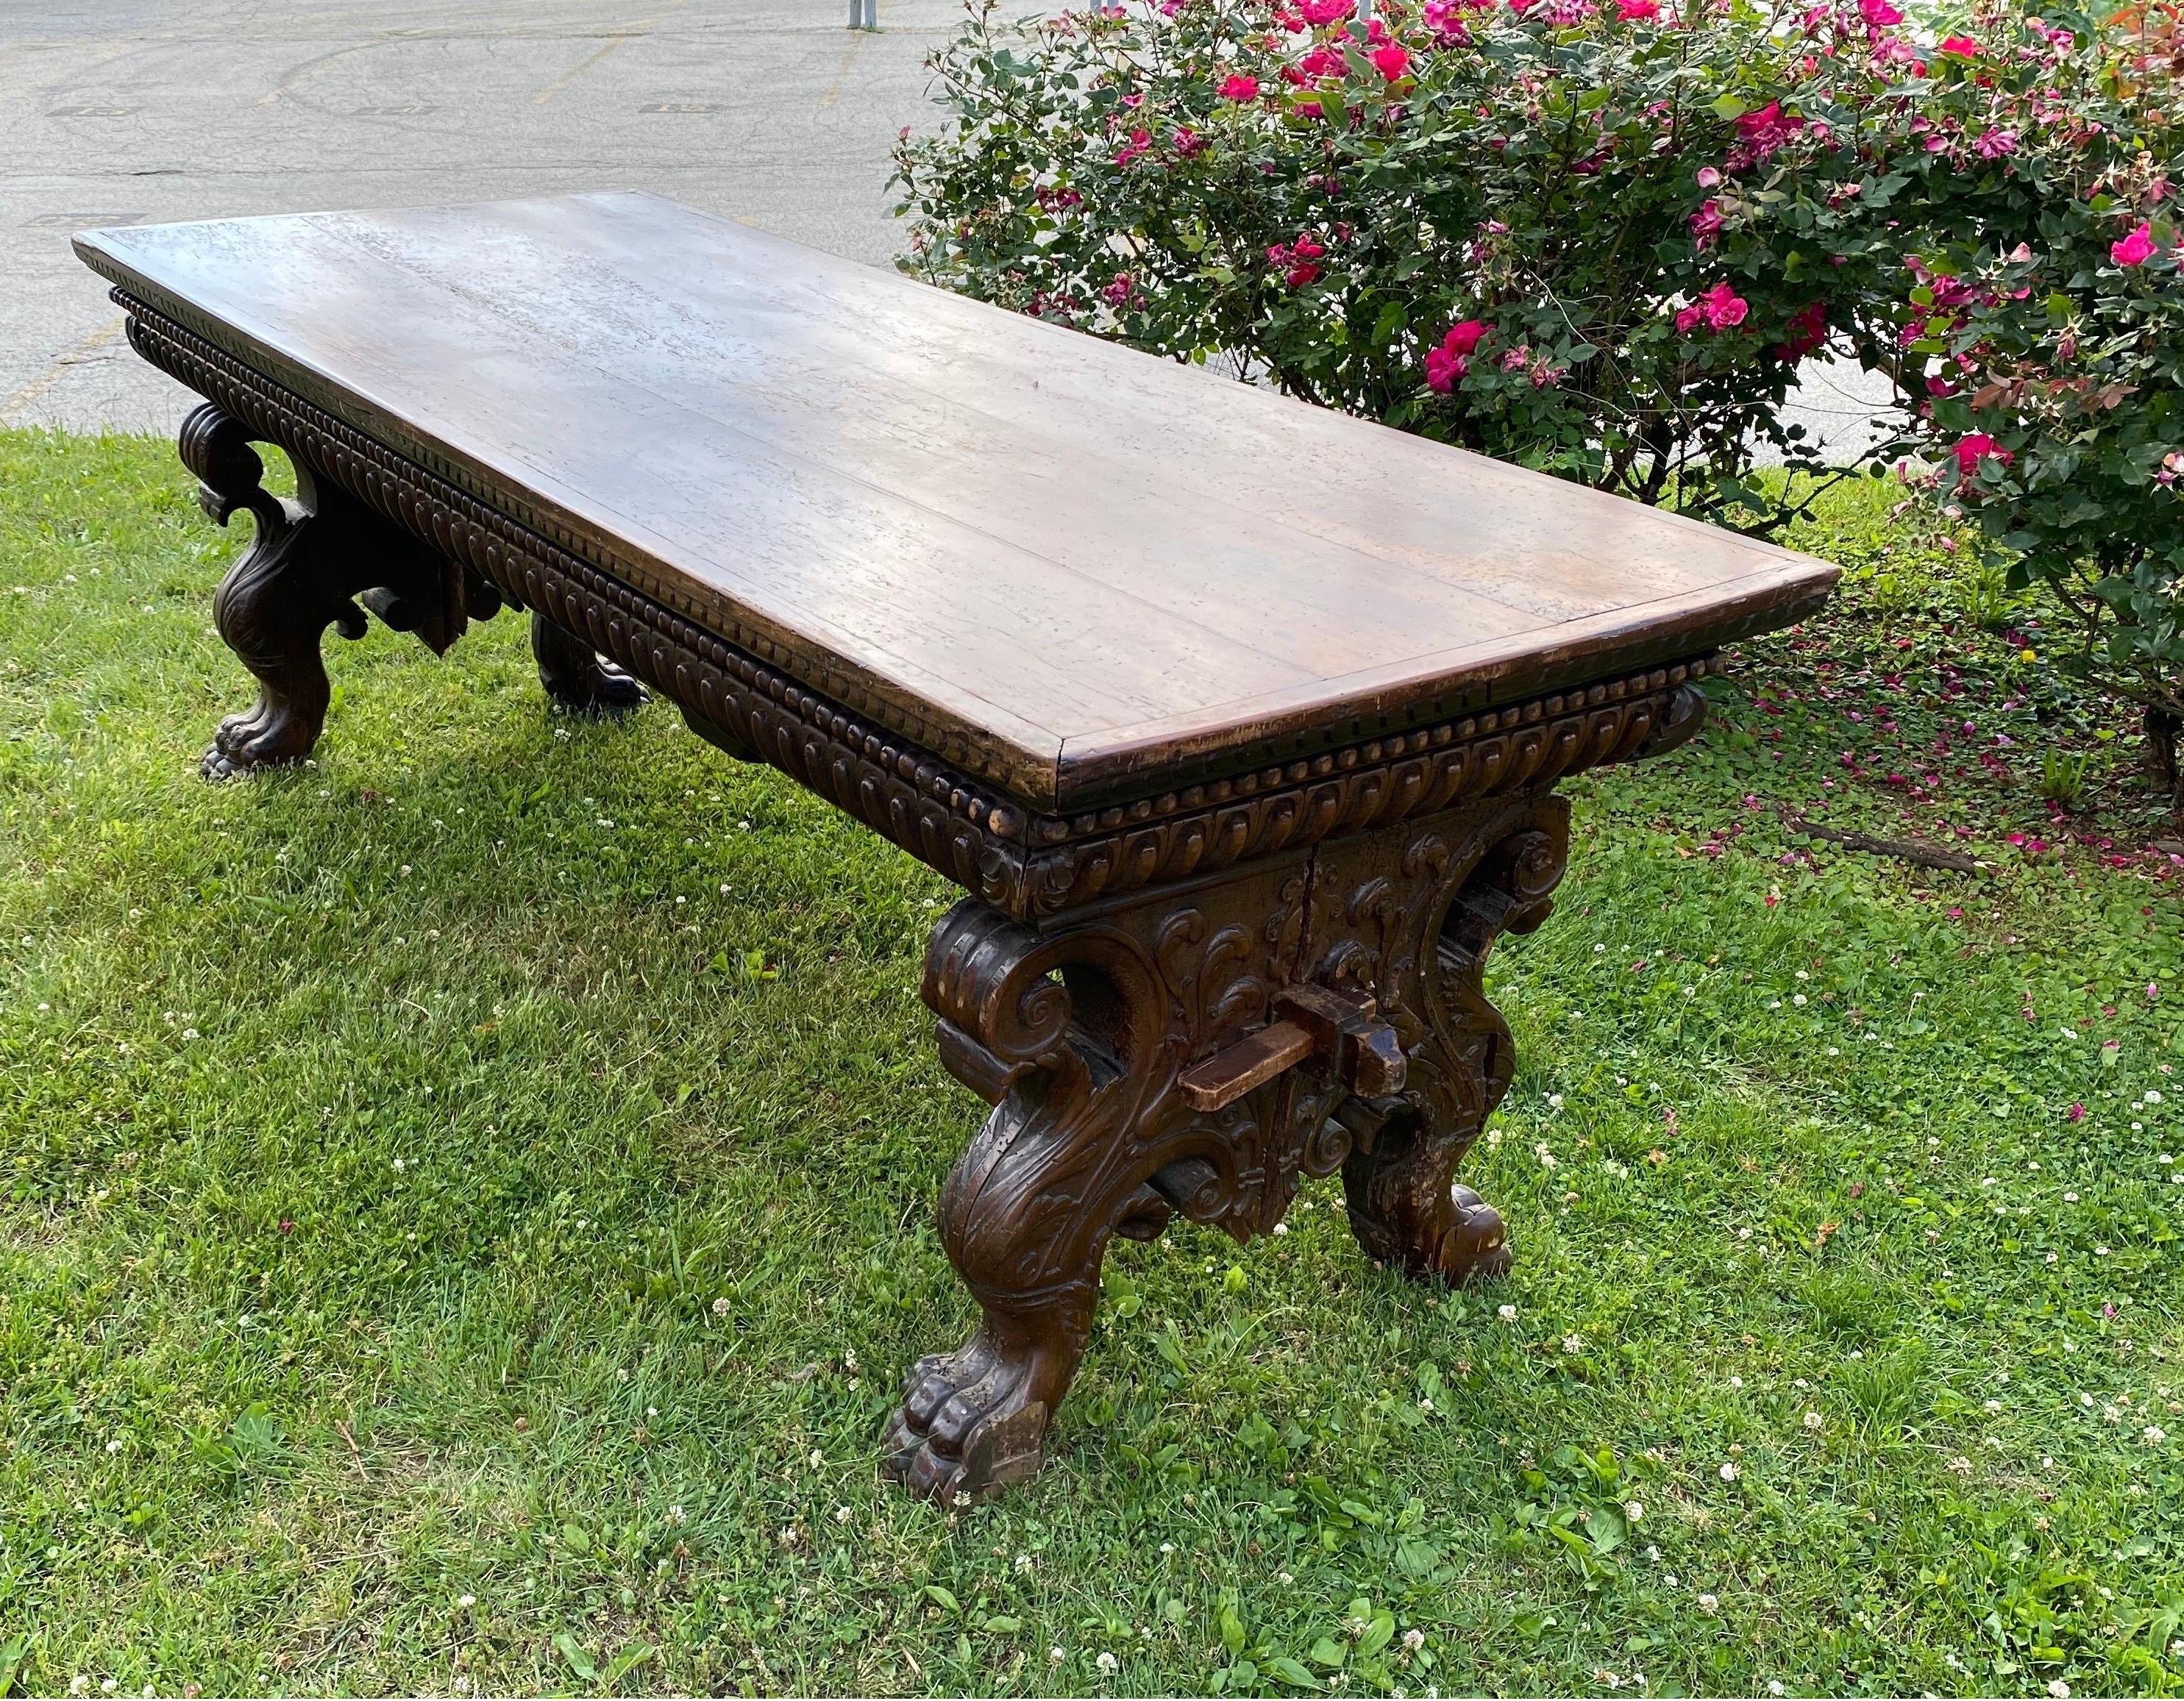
[{"left": 77, "top": 195, "right": 1835, "bottom": 1503}]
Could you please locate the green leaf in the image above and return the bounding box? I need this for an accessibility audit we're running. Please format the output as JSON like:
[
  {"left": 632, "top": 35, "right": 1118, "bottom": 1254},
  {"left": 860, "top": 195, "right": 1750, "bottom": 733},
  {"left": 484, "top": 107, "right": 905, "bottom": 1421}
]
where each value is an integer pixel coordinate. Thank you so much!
[
  {"left": 1267, "top": 1655, "right": 1321, "bottom": 1689},
  {"left": 1710, "top": 93, "right": 1749, "bottom": 122},
  {"left": 924, "top": 1583, "right": 961, "bottom": 1613},
  {"left": 0, "top": 1634, "right": 29, "bottom": 1699},
  {"left": 1309, "top": 1636, "right": 1348, "bottom": 1669},
  {"left": 1220, "top": 1604, "right": 1248, "bottom": 1655},
  {"left": 553, "top": 1632, "right": 598, "bottom": 1681},
  {"left": 602, "top": 1644, "right": 656, "bottom": 1686}
]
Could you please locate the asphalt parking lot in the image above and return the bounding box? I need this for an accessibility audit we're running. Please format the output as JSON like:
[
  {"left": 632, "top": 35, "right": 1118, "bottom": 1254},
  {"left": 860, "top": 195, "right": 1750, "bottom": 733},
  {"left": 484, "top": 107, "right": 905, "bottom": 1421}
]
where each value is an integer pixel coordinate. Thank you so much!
[
  {"left": 1, "top": 0, "right": 1891, "bottom": 449},
  {"left": 1, "top": 0, "right": 964, "bottom": 431}
]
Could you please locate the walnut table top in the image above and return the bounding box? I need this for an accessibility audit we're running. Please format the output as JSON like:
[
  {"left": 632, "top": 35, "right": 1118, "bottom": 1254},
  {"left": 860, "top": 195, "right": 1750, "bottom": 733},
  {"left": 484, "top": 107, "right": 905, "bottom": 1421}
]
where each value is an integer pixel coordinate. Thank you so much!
[{"left": 77, "top": 190, "right": 1834, "bottom": 814}]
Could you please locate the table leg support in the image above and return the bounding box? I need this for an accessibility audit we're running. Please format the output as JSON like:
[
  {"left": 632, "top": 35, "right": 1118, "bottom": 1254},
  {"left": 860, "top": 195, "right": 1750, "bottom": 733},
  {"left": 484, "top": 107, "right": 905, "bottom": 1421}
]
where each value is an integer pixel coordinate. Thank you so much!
[
  {"left": 883, "top": 903, "right": 1179, "bottom": 1503},
  {"left": 178, "top": 402, "right": 482, "bottom": 777},
  {"left": 885, "top": 790, "right": 1579, "bottom": 1500},
  {"left": 531, "top": 610, "right": 647, "bottom": 715},
  {"left": 1325, "top": 798, "right": 1570, "bottom": 1286}
]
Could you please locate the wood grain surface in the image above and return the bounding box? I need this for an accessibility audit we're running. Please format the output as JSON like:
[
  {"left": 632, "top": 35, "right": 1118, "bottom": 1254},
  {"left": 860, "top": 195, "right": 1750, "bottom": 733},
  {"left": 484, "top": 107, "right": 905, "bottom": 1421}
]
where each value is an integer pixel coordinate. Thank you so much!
[{"left": 76, "top": 191, "right": 1837, "bottom": 810}]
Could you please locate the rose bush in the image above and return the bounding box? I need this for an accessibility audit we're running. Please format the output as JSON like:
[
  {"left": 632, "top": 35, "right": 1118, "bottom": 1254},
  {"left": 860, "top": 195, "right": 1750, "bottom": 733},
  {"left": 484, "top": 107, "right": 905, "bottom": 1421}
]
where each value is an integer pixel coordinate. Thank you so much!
[
  {"left": 894, "top": 0, "right": 1925, "bottom": 530},
  {"left": 1871, "top": 2, "right": 2183, "bottom": 805},
  {"left": 892, "top": 0, "right": 2183, "bottom": 803}
]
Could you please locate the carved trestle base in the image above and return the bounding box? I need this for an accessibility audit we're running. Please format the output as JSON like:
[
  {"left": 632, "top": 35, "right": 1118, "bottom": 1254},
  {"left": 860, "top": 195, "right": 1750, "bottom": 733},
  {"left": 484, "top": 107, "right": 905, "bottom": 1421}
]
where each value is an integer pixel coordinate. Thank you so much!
[
  {"left": 175, "top": 402, "right": 639, "bottom": 774},
  {"left": 881, "top": 790, "right": 1572, "bottom": 1502},
  {"left": 145, "top": 344, "right": 1710, "bottom": 1507}
]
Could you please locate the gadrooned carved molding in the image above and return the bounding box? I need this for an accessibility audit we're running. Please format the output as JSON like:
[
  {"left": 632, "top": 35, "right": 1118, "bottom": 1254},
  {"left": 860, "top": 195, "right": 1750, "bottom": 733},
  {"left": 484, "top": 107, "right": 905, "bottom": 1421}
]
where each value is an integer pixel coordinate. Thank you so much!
[{"left": 120, "top": 291, "right": 1713, "bottom": 921}]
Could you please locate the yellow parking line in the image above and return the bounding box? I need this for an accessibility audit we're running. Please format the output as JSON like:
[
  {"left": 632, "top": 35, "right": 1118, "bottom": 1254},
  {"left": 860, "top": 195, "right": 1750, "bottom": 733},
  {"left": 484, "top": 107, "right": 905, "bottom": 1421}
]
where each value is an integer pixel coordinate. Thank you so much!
[
  {"left": 0, "top": 317, "right": 125, "bottom": 422},
  {"left": 534, "top": 32, "right": 633, "bottom": 104}
]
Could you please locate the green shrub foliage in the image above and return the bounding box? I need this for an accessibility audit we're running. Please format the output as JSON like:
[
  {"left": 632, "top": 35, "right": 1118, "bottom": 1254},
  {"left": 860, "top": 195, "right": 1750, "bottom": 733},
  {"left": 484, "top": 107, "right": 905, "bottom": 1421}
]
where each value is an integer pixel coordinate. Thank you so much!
[{"left": 893, "top": 0, "right": 2183, "bottom": 787}]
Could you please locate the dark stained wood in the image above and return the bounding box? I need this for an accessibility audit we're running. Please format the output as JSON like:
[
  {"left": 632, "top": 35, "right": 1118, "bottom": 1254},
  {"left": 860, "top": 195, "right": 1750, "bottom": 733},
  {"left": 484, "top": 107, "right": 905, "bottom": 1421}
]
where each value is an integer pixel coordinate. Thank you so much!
[
  {"left": 77, "top": 192, "right": 1835, "bottom": 812},
  {"left": 86, "top": 196, "right": 1832, "bottom": 1506},
  {"left": 1178, "top": 1021, "right": 1316, "bottom": 1113}
]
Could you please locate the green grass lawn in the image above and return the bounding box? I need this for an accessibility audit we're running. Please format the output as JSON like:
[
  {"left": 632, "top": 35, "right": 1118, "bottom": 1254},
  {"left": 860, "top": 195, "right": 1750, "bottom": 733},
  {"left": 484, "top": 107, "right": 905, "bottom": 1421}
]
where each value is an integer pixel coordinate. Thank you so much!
[{"left": 2, "top": 429, "right": 2181, "bottom": 1700}]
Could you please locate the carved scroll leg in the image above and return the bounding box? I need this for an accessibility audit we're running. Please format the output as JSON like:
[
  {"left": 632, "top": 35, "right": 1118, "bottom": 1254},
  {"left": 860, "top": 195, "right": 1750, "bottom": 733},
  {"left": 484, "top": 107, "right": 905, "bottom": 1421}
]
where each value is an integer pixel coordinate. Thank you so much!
[
  {"left": 182, "top": 406, "right": 371, "bottom": 779},
  {"left": 532, "top": 610, "right": 646, "bottom": 715},
  {"left": 882, "top": 1067, "right": 1164, "bottom": 1504},
  {"left": 1333, "top": 805, "right": 1571, "bottom": 1288},
  {"left": 1340, "top": 1107, "right": 1512, "bottom": 1286},
  {"left": 884, "top": 900, "right": 1170, "bottom": 1503},
  {"left": 182, "top": 403, "right": 471, "bottom": 779}
]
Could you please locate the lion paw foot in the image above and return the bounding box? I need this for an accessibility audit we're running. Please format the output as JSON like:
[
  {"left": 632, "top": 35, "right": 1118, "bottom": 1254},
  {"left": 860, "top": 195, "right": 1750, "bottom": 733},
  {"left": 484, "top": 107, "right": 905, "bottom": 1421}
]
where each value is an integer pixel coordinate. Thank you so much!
[
  {"left": 881, "top": 1338, "right": 1050, "bottom": 1505},
  {"left": 202, "top": 705, "right": 315, "bottom": 780},
  {"left": 1430, "top": 1184, "right": 1513, "bottom": 1285}
]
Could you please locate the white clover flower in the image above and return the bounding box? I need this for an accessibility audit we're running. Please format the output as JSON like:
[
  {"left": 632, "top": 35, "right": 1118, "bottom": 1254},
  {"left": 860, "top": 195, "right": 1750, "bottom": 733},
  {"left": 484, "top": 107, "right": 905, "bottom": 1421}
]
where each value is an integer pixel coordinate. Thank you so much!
[
  {"left": 1403, "top": 1629, "right": 1426, "bottom": 1652},
  {"left": 458, "top": 1593, "right": 477, "bottom": 1609},
  {"left": 1095, "top": 1652, "right": 1119, "bottom": 1675},
  {"left": 1719, "top": 1462, "right": 1740, "bottom": 1483},
  {"left": 1623, "top": 1501, "right": 1644, "bottom": 1522},
  {"left": 1697, "top": 1593, "right": 1720, "bottom": 1614},
  {"left": 1803, "top": 1411, "right": 1824, "bottom": 1430}
]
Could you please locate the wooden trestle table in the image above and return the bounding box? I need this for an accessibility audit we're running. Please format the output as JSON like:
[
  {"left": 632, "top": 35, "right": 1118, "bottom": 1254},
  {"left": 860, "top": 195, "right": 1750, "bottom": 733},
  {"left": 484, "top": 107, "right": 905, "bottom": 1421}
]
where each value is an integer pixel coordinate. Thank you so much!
[{"left": 77, "top": 192, "right": 1837, "bottom": 1502}]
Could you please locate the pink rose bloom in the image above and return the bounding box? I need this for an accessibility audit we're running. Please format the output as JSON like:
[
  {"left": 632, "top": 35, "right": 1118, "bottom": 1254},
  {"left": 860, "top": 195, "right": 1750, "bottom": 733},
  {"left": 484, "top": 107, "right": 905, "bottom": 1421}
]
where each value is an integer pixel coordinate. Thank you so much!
[
  {"left": 1952, "top": 432, "right": 2011, "bottom": 475},
  {"left": 1617, "top": 0, "right": 1660, "bottom": 16},
  {"left": 1690, "top": 199, "right": 1724, "bottom": 248},
  {"left": 1297, "top": 0, "right": 1354, "bottom": 21},
  {"left": 1973, "top": 127, "right": 2017, "bottom": 157},
  {"left": 1735, "top": 101, "right": 1806, "bottom": 161},
  {"left": 1370, "top": 41, "right": 1412, "bottom": 78},
  {"left": 1776, "top": 299, "right": 1827, "bottom": 360},
  {"left": 1938, "top": 33, "right": 1980, "bottom": 54},
  {"left": 1422, "top": 0, "right": 1473, "bottom": 40},
  {"left": 1444, "top": 318, "right": 1489, "bottom": 354},
  {"left": 2111, "top": 221, "right": 2158, "bottom": 266},
  {"left": 1696, "top": 165, "right": 1722, "bottom": 189},
  {"left": 1173, "top": 125, "right": 1206, "bottom": 157},
  {"left": 1300, "top": 43, "right": 1347, "bottom": 76},
  {"left": 1859, "top": 0, "right": 1903, "bottom": 22},
  {"left": 1218, "top": 73, "right": 1262, "bottom": 100},
  {"left": 1509, "top": 0, "right": 1543, "bottom": 15},
  {"left": 1278, "top": 233, "right": 1326, "bottom": 288},
  {"left": 1424, "top": 346, "right": 1468, "bottom": 391},
  {"left": 1676, "top": 279, "right": 1749, "bottom": 333},
  {"left": 1702, "top": 281, "right": 1749, "bottom": 329}
]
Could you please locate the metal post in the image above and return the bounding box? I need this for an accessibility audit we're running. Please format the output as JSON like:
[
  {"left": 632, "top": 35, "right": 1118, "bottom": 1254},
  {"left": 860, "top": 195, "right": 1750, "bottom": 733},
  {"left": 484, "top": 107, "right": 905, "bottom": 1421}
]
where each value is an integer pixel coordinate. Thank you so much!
[{"left": 847, "top": 0, "right": 876, "bottom": 27}]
